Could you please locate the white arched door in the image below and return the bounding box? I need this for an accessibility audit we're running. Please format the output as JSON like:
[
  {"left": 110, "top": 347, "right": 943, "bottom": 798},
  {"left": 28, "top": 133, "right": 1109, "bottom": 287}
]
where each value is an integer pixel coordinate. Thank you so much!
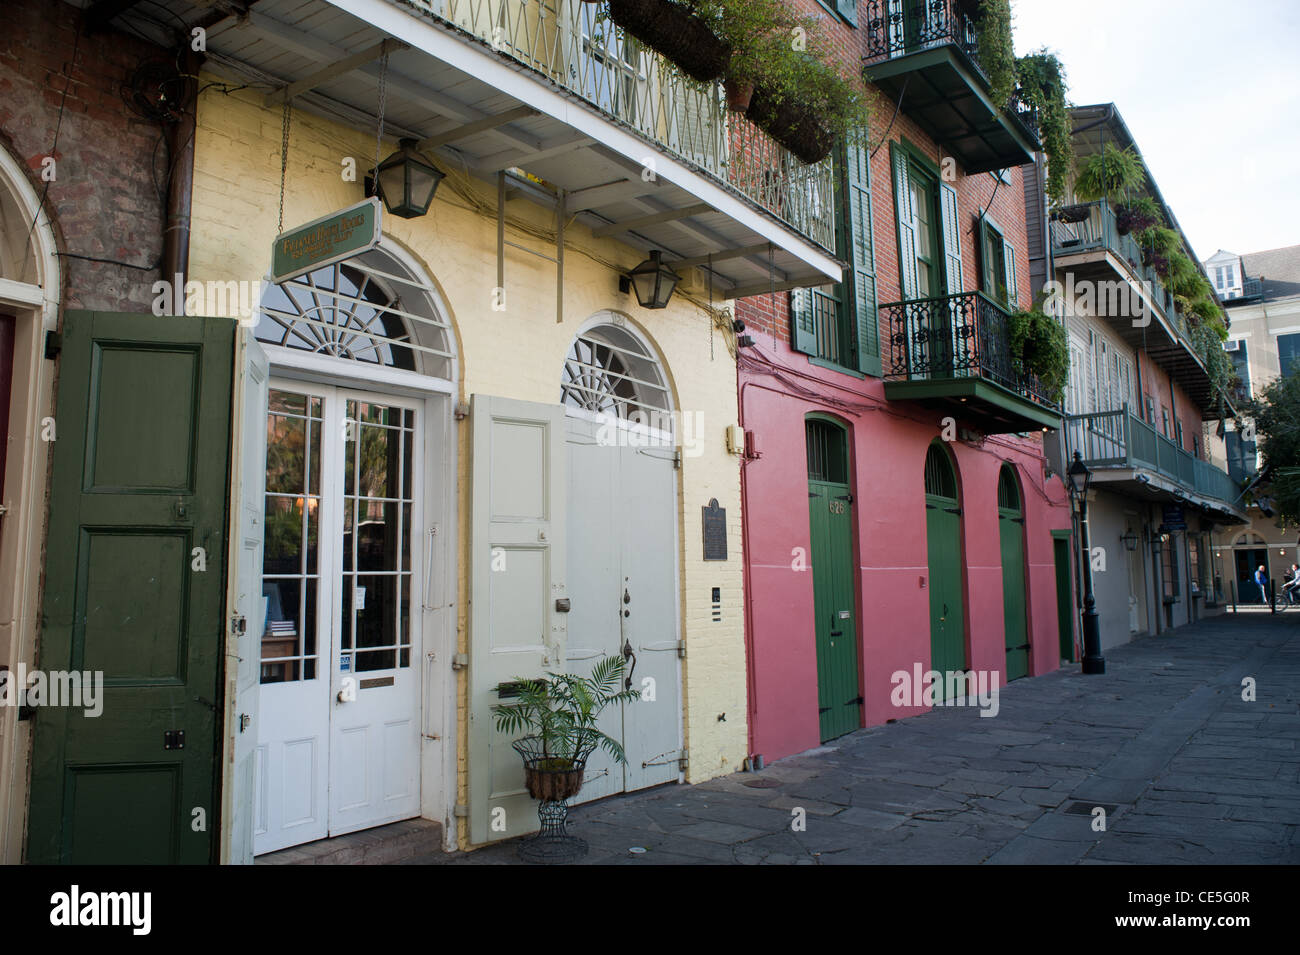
[
  {"left": 250, "top": 251, "right": 453, "bottom": 855},
  {"left": 561, "top": 320, "right": 683, "bottom": 801}
]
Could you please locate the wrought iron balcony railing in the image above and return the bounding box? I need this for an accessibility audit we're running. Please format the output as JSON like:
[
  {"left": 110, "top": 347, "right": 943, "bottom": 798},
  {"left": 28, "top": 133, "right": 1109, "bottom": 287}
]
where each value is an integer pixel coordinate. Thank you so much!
[
  {"left": 883, "top": 289, "right": 1059, "bottom": 409},
  {"left": 1065, "top": 407, "right": 1242, "bottom": 507},
  {"left": 399, "top": 0, "right": 836, "bottom": 250},
  {"left": 861, "top": 0, "right": 1039, "bottom": 137},
  {"left": 1049, "top": 199, "right": 1197, "bottom": 338}
]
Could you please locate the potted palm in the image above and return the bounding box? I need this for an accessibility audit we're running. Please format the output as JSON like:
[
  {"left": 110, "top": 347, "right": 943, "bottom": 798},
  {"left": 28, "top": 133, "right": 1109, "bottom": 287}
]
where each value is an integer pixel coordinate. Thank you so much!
[{"left": 492, "top": 654, "right": 642, "bottom": 809}]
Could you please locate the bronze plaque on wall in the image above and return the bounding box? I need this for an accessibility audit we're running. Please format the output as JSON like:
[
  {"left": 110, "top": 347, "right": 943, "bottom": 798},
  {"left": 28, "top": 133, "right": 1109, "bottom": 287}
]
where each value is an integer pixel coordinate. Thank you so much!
[{"left": 702, "top": 498, "right": 727, "bottom": 561}]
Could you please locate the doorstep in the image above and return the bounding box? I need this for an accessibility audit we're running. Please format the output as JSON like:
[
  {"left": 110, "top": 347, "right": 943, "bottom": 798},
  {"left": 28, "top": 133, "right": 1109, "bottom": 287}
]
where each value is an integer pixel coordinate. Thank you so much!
[{"left": 255, "top": 819, "right": 444, "bottom": 865}]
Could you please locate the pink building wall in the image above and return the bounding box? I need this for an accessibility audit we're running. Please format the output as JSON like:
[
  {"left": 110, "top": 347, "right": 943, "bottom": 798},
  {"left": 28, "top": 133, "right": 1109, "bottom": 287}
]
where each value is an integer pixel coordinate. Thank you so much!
[{"left": 738, "top": 346, "right": 1073, "bottom": 763}]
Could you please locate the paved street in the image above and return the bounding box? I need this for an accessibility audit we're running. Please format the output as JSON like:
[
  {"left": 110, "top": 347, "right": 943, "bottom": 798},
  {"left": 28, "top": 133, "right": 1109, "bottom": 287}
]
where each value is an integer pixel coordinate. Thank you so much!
[{"left": 412, "top": 611, "right": 1299, "bottom": 865}]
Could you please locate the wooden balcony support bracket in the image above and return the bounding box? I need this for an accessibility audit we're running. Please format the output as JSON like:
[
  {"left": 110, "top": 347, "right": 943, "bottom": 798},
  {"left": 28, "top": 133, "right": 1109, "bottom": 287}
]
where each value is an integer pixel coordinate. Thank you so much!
[
  {"left": 415, "top": 106, "right": 538, "bottom": 151},
  {"left": 591, "top": 203, "right": 715, "bottom": 238},
  {"left": 264, "top": 37, "right": 410, "bottom": 107}
]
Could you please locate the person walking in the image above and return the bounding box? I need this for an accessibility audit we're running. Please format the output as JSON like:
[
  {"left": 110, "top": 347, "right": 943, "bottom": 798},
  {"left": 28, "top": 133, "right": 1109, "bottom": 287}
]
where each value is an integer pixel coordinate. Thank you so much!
[{"left": 1256, "top": 565, "right": 1268, "bottom": 604}]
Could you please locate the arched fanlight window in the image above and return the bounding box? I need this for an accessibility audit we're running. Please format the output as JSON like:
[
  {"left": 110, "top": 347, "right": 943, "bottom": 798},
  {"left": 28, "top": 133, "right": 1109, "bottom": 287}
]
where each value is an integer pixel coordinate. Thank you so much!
[
  {"left": 924, "top": 443, "right": 958, "bottom": 501},
  {"left": 997, "top": 464, "right": 1022, "bottom": 512},
  {"left": 806, "top": 418, "right": 849, "bottom": 483},
  {"left": 561, "top": 323, "right": 670, "bottom": 424},
  {"left": 257, "top": 261, "right": 415, "bottom": 369}
]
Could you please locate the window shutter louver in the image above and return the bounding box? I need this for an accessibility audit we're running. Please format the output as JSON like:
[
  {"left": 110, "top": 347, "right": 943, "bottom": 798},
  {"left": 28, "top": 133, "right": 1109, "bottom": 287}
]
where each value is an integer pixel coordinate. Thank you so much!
[
  {"left": 891, "top": 143, "right": 918, "bottom": 300},
  {"left": 1003, "top": 239, "right": 1018, "bottom": 309},
  {"left": 939, "top": 182, "right": 963, "bottom": 295},
  {"left": 845, "top": 136, "right": 880, "bottom": 376}
]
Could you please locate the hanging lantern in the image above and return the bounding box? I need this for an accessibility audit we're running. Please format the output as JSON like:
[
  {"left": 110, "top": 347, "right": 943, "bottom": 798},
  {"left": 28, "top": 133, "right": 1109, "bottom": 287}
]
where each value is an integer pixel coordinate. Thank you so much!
[
  {"left": 369, "top": 138, "right": 444, "bottom": 219},
  {"left": 627, "top": 250, "right": 680, "bottom": 309}
]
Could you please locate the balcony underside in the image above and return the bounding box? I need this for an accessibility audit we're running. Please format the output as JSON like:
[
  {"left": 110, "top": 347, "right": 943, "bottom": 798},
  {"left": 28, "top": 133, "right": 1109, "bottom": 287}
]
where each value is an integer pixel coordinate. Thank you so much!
[
  {"left": 866, "top": 46, "right": 1038, "bottom": 174},
  {"left": 1053, "top": 250, "right": 1218, "bottom": 414},
  {"left": 884, "top": 377, "right": 1061, "bottom": 435},
  {"left": 1088, "top": 469, "right": 1247, "bottom": 525},
  {"left": 105, "top": 0, "right": 841, "bottom": 293}
]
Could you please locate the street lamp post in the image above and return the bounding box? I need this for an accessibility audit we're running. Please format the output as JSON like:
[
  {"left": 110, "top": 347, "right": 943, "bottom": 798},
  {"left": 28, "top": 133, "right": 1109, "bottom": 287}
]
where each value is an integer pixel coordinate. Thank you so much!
[{"left": 1068, "top": 451, "right": 1106, "bottom": 674}]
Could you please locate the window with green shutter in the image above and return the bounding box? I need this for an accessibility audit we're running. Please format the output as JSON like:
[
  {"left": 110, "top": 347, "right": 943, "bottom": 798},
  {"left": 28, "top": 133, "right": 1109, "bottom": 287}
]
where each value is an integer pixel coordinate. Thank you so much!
[
  {"left": 978, "top": 215, "right": 1018, "bottom": 309},
  {"left": 791, "top": 130, "right": 880, "bottom": 375}
]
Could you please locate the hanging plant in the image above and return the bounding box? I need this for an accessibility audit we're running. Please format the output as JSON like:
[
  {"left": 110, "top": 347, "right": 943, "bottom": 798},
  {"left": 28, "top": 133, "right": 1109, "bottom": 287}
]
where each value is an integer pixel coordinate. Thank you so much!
[
  {"left": 705, "top": 0, "right": 819, "bottom": 114},
  {"left": 1014, "top": 49, "right": 1072, "bottom": 207},
  {"left": 606, "top": 0, "right": 731, "bottom": 83},
  {"left": 1115, "top": 195, "right": 1163, "bottom": 236},
  {"left": 1073, "top": 143, "right": 1145, "bottom": 204},
  {"left": 977, "top": 0, "right": 1016, "bottom": 107},
  {"left": 1007, "top": 307, "right": 1068, "bottom": 404},
  {"left": 745, "top": 45, "right": 871, "bottom": 164}
]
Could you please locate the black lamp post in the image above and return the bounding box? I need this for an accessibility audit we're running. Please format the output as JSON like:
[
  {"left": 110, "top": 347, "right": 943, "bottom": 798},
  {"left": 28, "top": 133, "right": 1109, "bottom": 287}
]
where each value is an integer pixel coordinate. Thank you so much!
[
  {"left": 1067, "top": 451, "right": 1105, "bottom": 674},
  {"left": 626, "top": 251, "right": 680, "bottom": 309},
  {"left": 368, "top": 139, "right": 444, "bottom": 219}
]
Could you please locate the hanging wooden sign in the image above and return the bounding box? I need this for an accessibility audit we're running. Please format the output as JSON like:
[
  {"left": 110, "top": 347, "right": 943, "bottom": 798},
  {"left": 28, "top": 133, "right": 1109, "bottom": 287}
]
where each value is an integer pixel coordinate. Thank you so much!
[{"left": 270, "top": 197, "right": 382, "bottom": 284}]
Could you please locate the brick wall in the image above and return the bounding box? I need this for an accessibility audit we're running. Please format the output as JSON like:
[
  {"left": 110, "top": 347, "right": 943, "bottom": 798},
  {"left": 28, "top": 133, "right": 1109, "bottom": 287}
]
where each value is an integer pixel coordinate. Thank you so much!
[{"left": 0, "top": 0, "right": 168, "bottom": 312}]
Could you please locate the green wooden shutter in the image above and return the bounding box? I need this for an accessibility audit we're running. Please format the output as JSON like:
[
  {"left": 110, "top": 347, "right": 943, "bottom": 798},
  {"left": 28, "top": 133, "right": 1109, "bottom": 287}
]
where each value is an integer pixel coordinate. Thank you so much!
[
  {"left": 939, "top": 182, "right": 963, "bottom": 295},
  {"left": 1003, "top": 239, "right": 1018, "bottom": 309},
  {"left": 845, "top": 137, "right": 880, "bottom": 376},
  {"left": 791, "top": 287, "right": 817, "bottom": 355},
  {"left": 835, "top": 0, "right": 858, "bottom": 27},
  {"left": 978, "top": 216, "right": 994, "bottom": 295},
  {"left": 890, "top": 143, "right": 918, "bottom": 300}
]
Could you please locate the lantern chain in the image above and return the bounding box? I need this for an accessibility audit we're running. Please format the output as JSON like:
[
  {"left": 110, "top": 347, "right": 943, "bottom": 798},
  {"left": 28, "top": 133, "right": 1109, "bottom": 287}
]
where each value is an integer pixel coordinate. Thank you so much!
[
  {"left": 372, "top": 51, "right": 389, "bottom": 198},
  {"left": 277, "top": 100, "right": 292, "bottom": 235}
]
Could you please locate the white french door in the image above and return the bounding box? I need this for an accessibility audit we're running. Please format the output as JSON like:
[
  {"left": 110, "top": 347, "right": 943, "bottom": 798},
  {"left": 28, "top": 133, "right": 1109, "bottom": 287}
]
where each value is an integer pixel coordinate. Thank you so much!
[
  {"left": 564, "top": 411, "right": 683, "bottom": 804},
  {"left": 254, "top": 379, "right": 424, "bottom": 855}
]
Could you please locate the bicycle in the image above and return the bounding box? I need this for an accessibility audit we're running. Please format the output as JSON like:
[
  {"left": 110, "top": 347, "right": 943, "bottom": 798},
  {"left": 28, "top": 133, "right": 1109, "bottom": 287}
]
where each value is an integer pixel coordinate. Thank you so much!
[{"left": 1273, "top": 584, "right": 1300, "bottom": 611}]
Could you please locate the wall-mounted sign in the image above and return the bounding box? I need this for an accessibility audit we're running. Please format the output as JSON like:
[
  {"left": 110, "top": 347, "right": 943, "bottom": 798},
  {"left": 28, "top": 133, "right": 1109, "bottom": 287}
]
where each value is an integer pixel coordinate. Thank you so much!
[
  {"left": 702, "top": 498, "right": 727, "bottom": 561},
  {"left": 270, "top": 197, "right": 382, "bottom": 284},
  {"left": 1162, "top": 504, "right": 1186, "bottom": 530}
]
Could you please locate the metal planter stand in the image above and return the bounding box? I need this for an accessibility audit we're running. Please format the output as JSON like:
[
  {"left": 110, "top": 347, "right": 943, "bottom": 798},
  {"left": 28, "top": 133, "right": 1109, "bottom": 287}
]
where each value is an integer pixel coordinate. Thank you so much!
[{"left": 512, "top": 737, "right": 594, "bottom": 865}]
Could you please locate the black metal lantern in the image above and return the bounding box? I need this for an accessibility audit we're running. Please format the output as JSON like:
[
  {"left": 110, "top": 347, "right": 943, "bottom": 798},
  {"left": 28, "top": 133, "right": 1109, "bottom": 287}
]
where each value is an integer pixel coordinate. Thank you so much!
[
  {"left": 1066, "top": 450, "right": 1092, "bottom": 499},
  {"left": 369, "top": 139, "right": 444, "bottom": 219},
  {"left": 1120, "top": 529, "right": 1138, "bottom": 552},
  {"left": 627, "top": 251, "right": 680, "bottom": 309}
]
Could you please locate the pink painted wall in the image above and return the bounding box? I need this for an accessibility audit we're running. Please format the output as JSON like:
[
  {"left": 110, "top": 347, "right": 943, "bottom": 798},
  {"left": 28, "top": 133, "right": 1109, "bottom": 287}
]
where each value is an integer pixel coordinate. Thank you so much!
[{"left": 738, "top": 345, "right": 1073, "bottom": 763}]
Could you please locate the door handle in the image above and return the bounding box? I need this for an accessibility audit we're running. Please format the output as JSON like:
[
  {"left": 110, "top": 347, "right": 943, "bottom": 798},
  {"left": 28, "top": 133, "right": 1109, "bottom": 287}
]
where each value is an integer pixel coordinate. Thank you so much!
[{"left": 622, "top": 640, "right": 638, "bottom": 691}]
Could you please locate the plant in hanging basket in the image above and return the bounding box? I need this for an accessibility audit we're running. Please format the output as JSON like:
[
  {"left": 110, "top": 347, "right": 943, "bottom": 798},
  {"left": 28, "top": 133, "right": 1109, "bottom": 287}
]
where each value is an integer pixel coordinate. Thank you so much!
[
  {"left": 1072, "top": 143, "right": 1145, "bottom": 204},
  {"left": 606, "top": 0, "right": 731, "bottom": 83},
  {"left": 491, "top": 655, "right": 643, "bottom": 802},
  {"left": 1114, "top": 195, "right": 1163, "bottom": 236},
  {"left": 1051, "top": 203, "right": 1092, "bottom": 224},
  {"left": 707, "top": 0, "right": 820, "bottom": 114},
  {"left": 745, "top": 52, "right": 870, "bottom": 164}
]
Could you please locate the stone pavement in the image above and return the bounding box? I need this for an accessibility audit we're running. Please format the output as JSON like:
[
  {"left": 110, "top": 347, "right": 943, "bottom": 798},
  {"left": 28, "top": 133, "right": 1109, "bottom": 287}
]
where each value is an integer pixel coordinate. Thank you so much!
[{"left": 407, "top": 611, "right": 1300, "bottom": 865}]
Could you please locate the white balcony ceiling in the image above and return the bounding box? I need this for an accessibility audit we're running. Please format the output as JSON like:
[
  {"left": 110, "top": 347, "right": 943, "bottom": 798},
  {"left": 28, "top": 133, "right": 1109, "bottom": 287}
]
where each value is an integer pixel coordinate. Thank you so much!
[{"left": 88, "top": 0, "right": 843, "bottom": 295}]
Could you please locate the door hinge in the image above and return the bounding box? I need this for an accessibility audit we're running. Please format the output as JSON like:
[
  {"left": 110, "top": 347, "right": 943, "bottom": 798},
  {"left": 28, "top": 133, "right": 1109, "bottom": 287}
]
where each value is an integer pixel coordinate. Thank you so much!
[
  {"left": 230, "top": 614, "right": 246, "bottom": 635},
  {"left": 453, "top": 804, "right": 470, "bottom": 818},
  {"left": 848, "top": 695, "right": 864, "bottom": 706},
  {"left": 679, "top": 749, "right": 688, "bottom": 772},
  {"left": 451, "top": 653, "right": 468, "bottom": 671},
  {"left": 676, "top": 640, "right": 686, "bottom": 659},
  {"left": 944, "top": 506, "right": 962, "bottom": 515},
  {"left": 673, "top": 449, "right": 682, "bottom": 470},
  {"left": 454, "top": 402, "right": 470, "bottom": 420}
]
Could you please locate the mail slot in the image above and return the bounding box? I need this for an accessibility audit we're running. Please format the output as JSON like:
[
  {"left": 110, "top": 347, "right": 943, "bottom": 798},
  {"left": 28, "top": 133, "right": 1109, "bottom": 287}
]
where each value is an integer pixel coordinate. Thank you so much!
[{"left": 360, "top": 677, "right": 394, "bottom": 689}]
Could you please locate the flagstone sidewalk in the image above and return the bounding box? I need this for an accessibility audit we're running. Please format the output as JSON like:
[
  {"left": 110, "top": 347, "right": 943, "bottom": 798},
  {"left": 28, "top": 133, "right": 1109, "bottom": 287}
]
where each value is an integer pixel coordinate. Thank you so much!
[{"left": 406, "top": 612, "right": 1300, "bottom": 865}]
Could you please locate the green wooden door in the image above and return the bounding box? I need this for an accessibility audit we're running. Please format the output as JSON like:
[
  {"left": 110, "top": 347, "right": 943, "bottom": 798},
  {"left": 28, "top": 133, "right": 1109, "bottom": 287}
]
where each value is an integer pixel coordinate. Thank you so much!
[
  {"left": 998, "top": 468, "right": 1029, "bottom": 681},
  {"left": 27, "top": 310, "right": 234, "bottom": 864},
  {"left": 1053, "top": 536, "right": 1075, "bottom": 662},
  {"left": 924, "top": 445, "right": 965, "bottom": 695},
  {"left": 807, "top": 419, "right": 859, "bottom": 741}
]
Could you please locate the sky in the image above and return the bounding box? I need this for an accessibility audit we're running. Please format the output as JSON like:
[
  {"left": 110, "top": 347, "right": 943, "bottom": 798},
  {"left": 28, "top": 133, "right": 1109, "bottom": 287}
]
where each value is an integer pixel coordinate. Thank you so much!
[{"left": 1012, "top": 0, "right": 1300, "bottom": 262}]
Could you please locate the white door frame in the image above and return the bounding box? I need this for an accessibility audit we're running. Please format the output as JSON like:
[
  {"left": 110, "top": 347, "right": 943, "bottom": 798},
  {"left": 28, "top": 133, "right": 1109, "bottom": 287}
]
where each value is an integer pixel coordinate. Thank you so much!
[
  {"left": 257, "top": 344, "right": 458, "bottom": 850},
  {"left": 0, "top": 143, "right": 60, "bottom": 865}
]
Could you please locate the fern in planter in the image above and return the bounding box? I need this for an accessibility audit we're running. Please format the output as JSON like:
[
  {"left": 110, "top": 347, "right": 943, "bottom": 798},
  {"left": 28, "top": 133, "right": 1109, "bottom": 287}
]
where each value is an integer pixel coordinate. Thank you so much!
[
  {"left": 1007, "top": 307, "right": 1068, "bottom": 404},
  {"left": 1115, "top": 194, "right": 1163, "bottom": 236},
  {"left": 491, "top": 655, "right": 642, "bottom": 770},
  {"left": 1073, "top": 143, "right": 1145, "bottom": 204},
  {"left": 978, "top": 0, "right": 1016, "bottom": 107}
]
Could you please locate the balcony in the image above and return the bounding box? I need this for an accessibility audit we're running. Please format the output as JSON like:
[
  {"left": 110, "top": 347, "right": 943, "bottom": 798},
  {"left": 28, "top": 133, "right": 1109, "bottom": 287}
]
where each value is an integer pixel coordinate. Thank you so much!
[
  {"left": 416, "top": 0, "right": 836, "bottom": 250},
  {"left": 1050, "top": 199, "right": 1218, "bottom": 413},
  {"left": 862, "top": 0, "right": 1040, "bottom": 174},
  {"left": 1065, "top": 407, "right": 1246, "bottom": 521},
  {"left": 882, "top": 290, "right": 1062, "bottom": 434},
  {"left": 103, "top": 0, "right": 843, "bottom": 296}
]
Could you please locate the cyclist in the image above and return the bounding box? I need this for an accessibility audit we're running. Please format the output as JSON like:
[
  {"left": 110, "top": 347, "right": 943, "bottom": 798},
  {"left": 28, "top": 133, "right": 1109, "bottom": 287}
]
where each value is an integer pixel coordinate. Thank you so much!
[{"left": 1283, "top": 564, "right": 1300, "bottom": 606}]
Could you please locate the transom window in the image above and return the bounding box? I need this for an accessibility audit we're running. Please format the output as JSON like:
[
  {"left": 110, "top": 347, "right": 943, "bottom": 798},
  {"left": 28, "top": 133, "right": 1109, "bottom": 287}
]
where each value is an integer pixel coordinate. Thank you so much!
[{"left": 561, "top": 323, "right": 670, "bottom": 424}]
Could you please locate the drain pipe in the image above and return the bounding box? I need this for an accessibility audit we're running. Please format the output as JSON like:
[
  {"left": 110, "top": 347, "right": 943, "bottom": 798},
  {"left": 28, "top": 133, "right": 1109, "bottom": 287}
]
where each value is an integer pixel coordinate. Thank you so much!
[{"left": 162, "top": 46, "right": 203, "bottom": 309}]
